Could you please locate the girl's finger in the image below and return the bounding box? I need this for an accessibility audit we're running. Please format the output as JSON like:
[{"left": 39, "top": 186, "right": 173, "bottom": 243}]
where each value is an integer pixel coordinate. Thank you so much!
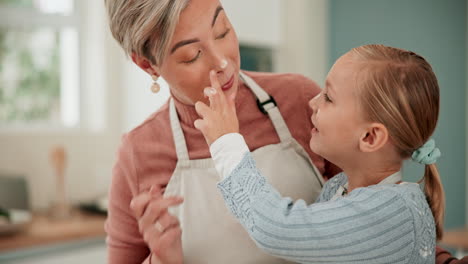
[
  {"left": 204, "top": 87, "right": 220, "bottom": 111},
  {"left": 194, "top": 101, "right": 211, "bottom": 118},
  {"left": 209, "top": 71, "right": 226, "bottom": 106},
  {"left": 209, "top": 70, "right": 222, "bottom": 92},
  {"left": 227, "top": 92, "right": 236, "bottom": 111},
  {"left": 193, "top": 119, "right": 205, "bottom": 132}
]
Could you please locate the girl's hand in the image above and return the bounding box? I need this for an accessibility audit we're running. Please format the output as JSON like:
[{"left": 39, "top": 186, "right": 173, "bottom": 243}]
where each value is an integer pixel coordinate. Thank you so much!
[
  {"left": 194, "top": 70, "right": 239, "bottom": 145},
  {"left": 130, "top": 186, "right": 184, "bottom": 264}
]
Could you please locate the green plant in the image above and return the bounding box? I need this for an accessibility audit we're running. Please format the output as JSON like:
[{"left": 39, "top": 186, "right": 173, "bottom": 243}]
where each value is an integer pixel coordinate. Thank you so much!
[{"left": 0, "top": 28, "right": 61, "bottom": 123}]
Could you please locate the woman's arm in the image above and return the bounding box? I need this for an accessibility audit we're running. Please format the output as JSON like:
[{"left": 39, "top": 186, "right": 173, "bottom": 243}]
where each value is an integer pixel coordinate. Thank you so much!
[
  {"left": 107, "top": 135, "right": 183, "bottom": 264},
  {"left": 106, "top": 140, "right": 151, "bottom": 263}
]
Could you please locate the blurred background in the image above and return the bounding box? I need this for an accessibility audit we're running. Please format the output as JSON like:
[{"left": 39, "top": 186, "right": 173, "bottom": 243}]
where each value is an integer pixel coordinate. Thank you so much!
[{"left": 0, "top": 0, "right": 466, "bottom": 263}]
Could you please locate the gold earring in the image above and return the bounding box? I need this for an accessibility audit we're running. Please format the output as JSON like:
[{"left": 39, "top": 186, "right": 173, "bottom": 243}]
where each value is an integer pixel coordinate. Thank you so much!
[{"left": 151, "top": 75, "right": 160, "bottom": 93}]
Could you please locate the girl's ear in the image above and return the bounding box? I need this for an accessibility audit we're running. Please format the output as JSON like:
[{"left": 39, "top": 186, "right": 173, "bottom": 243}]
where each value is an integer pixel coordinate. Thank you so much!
[
  {"left": 131, "top": 53, "right": 160, "bottom": 76},
  {"left": 359, "top": 123, "right": 389, "bottom": 153}
]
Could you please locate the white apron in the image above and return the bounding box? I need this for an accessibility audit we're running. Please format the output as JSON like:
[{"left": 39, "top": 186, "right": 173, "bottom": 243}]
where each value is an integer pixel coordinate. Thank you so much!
[{"left": 164, "top": 72, "right": 325, "bottom": 264}]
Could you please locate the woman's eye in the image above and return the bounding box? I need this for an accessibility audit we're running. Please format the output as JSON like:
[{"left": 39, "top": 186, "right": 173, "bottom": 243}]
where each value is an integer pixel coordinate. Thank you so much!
[
  {"left": 216, "top": 28, "right": 230, "bottom": 39},
  {"left": 324, "top": 93, "right": 332, "bottom": 102},
  {"left": 183, "top": 50, "right": 201, "bottom": 64}
]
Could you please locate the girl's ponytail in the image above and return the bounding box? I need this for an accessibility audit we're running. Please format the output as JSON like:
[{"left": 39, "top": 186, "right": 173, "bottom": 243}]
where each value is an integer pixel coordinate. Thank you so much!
[{"left": 423, "top": 163, "right": 445, "bottom": 240}]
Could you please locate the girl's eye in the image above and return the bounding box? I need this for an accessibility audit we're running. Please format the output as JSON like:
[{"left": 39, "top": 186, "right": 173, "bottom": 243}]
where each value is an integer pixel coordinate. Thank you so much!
[
  {"left": 183, "top": 50, "right": 201, "bottom": 64},
  {"left": 216, "top": 28, "right": 230, "bottom": 39},
  {"left": 324, "top": 93, "right": 332, "bottom": 103}
]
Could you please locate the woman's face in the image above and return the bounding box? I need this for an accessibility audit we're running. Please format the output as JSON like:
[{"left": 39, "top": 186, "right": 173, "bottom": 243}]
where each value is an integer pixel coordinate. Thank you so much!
[{"left": 156, "top": 0, "right": 241, "bottom": 105}]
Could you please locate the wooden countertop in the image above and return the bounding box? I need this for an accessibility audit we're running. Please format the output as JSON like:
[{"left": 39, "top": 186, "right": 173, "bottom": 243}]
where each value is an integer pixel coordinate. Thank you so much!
[
  {"left": 0, "top": 210, "right": 106, "bottom": 253},
  {"left": 440, "top": 227, "right": 468, "bottom": 250}
]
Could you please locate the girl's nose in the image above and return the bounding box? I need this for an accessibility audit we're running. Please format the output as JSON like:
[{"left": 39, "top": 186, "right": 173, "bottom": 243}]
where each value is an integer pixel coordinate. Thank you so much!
[{"left": 309, "top": 93, "right": 321, "bottom": 112}]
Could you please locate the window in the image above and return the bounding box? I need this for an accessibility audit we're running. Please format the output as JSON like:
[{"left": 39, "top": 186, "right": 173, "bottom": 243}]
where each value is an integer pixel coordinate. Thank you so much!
[{"left": 0, "top": 0, "right": 79, "bottom": 128}]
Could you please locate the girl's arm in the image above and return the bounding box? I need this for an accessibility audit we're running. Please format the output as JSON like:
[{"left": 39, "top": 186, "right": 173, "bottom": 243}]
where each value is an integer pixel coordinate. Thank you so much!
[{"left": 212, "top": 133, "right": 425, "bottom": 264}]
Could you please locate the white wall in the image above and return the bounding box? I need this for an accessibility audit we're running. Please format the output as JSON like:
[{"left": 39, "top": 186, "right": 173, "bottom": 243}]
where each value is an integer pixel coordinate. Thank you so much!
[
  {"left": 276, "top": 0, "right": 329, "bottom": 85},
  {"left": 221, "top": 0, "right": 282, "bottom": 47}
]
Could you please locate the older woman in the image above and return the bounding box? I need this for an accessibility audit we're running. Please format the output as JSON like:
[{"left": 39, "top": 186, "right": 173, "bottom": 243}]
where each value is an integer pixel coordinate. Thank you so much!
[{"left": 103, "top": 0, "right": 461, "bottom": 264}]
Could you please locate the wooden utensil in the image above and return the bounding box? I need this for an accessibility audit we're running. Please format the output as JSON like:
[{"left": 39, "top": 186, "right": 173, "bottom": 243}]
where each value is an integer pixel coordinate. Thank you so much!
[{"left": 49, "top": 145, "right": 71, "bottom": 219}]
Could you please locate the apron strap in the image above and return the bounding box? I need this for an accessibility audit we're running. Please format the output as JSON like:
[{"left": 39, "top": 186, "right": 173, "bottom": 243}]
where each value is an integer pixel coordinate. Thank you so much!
[
  {"left": 169, "top": 99, "right": 190, "bottom": 162},
  {"left": 239, "top": 72, "right": 293, "bottom": 144}
]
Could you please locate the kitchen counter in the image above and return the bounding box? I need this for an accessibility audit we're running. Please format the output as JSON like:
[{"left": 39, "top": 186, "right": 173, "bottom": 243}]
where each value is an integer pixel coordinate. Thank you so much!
[{"left": 0, "top": 209, "right": 107, "bottom": 262}]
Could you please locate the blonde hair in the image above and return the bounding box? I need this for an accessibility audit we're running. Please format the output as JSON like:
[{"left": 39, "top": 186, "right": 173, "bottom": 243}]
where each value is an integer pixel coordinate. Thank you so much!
[
  {"left": 104, "top": 0, "right": 190, "bottom": 65},
  {"left": 350, "top": 44, "right": 445, "bottom": 240}
]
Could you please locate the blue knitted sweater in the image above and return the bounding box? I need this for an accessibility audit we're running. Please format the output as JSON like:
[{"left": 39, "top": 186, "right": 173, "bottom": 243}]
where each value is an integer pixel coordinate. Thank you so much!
[{"left": 217, "top": 152, "right": 436, "bottom": 264}]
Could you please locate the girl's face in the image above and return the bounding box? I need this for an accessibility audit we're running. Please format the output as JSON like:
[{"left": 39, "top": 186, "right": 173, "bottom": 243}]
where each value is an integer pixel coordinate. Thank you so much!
[
  {"left": 156, "top": 0, "right": 241, "bottom": 105},
  {"left": 308, "top": 53, "right": 370, "bottom": 167}
]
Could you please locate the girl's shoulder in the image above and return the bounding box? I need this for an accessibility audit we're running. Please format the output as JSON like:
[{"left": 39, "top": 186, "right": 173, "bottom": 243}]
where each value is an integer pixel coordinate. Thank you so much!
[
  {"left": 369, "top": 183, "right": 433, "bottom": 221},
  {"left": 373, "top": 183, "right": 437, "bottom": 263}
]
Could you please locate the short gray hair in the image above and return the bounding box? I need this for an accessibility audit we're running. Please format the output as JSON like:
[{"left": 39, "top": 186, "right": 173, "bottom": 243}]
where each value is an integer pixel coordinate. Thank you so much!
[{"left": 104, "top": 0, "right": 190, "bottom": 65}]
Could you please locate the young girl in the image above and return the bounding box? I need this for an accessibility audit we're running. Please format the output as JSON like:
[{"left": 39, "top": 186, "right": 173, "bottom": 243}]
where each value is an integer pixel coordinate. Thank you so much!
[{"left": 194, "top": 44, "right": 444, "bottom": 264}]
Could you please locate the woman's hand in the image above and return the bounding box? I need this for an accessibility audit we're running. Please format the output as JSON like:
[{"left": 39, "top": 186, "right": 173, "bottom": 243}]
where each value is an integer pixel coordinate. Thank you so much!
[
  {"left": 130, "top": 186, "right": 184, "bottom": 264},
  {"left": 194, "top": 70, "right": 239, "bottom": 145}
]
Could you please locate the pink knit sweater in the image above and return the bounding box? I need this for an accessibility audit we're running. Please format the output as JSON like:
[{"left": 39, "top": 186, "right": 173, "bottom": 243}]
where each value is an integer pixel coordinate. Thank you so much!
[{"left": 105, "top": 71, "right": 341, "bottom": 263}]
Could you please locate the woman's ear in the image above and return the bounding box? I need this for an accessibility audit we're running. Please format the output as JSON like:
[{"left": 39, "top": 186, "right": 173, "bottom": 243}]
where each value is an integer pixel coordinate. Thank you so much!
[
  {"left": 359, "top": 123, "right": 389, "bottom": 153},
  {"left": 131, "top": 53, "right": 160, "bottom": 76}
]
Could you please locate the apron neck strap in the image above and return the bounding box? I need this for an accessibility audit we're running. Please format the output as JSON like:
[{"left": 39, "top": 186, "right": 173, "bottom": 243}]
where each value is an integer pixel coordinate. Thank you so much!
[
  {"left": 169, "top": 98, "right": 190, "bottom": 161},
  {"left": 377, "top": 171, "right": 403, "bottom": 185},
  {"left": 239, "top": 72, "right": 293, "bottom": 143}
]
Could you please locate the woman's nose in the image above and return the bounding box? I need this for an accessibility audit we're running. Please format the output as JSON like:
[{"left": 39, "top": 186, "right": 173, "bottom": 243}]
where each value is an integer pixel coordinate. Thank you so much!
[
  {"left": 209, "top": 45, "right": 227, "bottom": 72},
  {"left": 213, "top": 57, "right": 228, "bottom": 73}
]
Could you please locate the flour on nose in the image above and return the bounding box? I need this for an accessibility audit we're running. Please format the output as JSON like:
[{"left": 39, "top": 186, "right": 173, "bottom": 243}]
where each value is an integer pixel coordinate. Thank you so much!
[{"left": 220, "top": 59, "right": 228, "bottom": 69}]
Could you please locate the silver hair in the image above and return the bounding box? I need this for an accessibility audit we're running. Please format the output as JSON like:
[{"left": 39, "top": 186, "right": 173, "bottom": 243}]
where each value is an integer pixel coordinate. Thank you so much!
[{"left": 105, "top": 0, "right": 190, "bottom": 65}]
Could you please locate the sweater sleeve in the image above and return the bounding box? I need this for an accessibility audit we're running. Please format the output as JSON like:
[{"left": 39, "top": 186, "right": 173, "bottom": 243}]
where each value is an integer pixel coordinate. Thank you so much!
[
  {"left": 105, "top": 134, "right": 151, "bottom": 264},
  {"left": 217, "top": 153, "right": 419, "bottom": 263}
]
